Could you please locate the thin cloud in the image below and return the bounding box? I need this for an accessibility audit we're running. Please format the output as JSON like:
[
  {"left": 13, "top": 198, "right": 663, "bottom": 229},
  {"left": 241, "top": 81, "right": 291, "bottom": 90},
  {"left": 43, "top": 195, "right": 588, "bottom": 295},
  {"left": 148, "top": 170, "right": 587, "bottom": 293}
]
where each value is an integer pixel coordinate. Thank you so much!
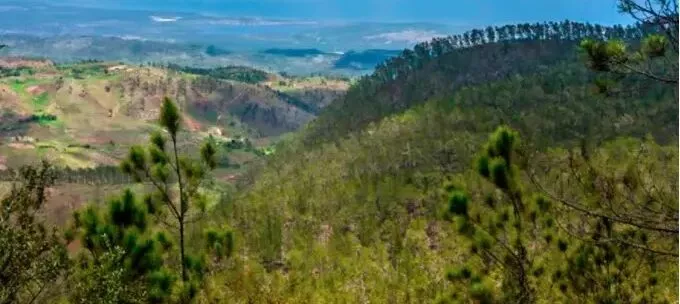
[
  {"left": 200, "top": 17, "right": 318, "bottom": 26},
  {"left": 364, "top": 29, "right": 447, "bottom": 44},
  {"left": 150, "top": 16, "right": 183, "bottom": 23}
]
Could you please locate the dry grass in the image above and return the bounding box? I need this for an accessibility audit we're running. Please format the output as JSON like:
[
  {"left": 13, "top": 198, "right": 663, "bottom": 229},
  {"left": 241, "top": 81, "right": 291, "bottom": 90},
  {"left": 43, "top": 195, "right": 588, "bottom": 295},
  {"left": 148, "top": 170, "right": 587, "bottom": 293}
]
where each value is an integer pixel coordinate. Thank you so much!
[{"left": 0, "top": 57, "right": 55, "bottom": 69}]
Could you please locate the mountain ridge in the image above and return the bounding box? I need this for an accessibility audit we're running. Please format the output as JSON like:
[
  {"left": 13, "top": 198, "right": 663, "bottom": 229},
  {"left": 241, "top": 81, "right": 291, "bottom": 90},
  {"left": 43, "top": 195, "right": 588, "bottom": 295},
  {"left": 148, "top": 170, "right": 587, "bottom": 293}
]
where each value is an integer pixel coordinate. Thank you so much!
[{"left": 302, "top": 20, "right": 660, "bottom": 145}]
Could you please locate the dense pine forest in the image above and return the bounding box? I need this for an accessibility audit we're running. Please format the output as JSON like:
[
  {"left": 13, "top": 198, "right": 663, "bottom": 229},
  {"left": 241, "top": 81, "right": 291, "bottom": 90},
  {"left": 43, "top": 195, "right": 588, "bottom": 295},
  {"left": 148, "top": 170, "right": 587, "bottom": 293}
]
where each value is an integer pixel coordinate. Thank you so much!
[
  {"left": 304, "top": 19, "right": 674, "bottom": 144},
  {"left": 1, "top": 0, "right": 678, "bottom": 303}
]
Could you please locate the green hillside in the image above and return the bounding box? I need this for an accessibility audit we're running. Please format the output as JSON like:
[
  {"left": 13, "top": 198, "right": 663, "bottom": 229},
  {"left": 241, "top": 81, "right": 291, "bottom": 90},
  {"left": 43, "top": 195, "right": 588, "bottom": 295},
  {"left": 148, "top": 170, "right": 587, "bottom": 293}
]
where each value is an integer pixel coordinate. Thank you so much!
[
  {"left": 1, "top": 2, "right": 678, "bottom": 303},
  {"left": 207, "top": 15, "right": 677, "bottom": 303},
  {"left": 303, "top": 21, "right": 664, "bottom": 145},
  {"left": 217, "top": 58, "right": 677, "bottom": 301}
]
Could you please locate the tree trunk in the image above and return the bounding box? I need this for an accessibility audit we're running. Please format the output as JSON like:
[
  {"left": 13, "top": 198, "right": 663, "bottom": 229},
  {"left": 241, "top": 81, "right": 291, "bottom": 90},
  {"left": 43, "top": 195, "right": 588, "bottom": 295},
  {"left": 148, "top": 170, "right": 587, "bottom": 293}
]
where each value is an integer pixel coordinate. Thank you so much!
[{"left": 180, "top": 220, "right": 187, "bottom": 282}]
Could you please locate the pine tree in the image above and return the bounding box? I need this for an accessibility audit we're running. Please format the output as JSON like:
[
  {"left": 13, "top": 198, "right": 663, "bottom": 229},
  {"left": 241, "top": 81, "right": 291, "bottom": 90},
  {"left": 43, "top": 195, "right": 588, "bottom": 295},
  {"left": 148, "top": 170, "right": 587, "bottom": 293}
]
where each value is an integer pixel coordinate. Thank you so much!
[
  {"left": 486, "top": 26, "right": 496, "bottom": 43},
  {"left": 443, "top": 127, "right": 676, "bottom": 303},
  {"left": 69, "top": 97, "right": 234, "bottom": 303},
  {"left": 527, "top": 137, "right": 677, "bottom": 302},
  {"left": 443, "top": 127, "right": 558, "bottom": 303},
  {"left": 580, "top": 1, "right": 677, "bottom": 95},
  {"left": 120, "top": 97, "right": 218, "bottom": 284},
  {"left": 69, "top": 189, "right": 169, "bottom": 303}
]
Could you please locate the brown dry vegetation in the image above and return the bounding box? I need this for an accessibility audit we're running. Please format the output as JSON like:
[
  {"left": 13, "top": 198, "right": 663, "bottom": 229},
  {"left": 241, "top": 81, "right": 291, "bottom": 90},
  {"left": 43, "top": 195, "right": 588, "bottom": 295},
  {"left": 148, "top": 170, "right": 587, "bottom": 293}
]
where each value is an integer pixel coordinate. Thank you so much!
[
  {"left": 0, "top": 60, "right": 349, "bottom": 227},
  {"left": 0, "top": 61, "right": 348, "bottom": 171},
  {"left": 0, "top": 57, "right": 55, "bottom": 69}
]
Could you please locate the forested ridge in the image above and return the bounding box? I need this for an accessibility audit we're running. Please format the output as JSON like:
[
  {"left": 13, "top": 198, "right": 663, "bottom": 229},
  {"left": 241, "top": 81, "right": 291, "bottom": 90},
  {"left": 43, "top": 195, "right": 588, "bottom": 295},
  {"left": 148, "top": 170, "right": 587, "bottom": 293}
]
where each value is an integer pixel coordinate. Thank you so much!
[
  {"left": 304, "top": 20, "right": 668, "bottom": 145},
  {"left": 1, "top": 0, "right": 678, "bottom": 303}
]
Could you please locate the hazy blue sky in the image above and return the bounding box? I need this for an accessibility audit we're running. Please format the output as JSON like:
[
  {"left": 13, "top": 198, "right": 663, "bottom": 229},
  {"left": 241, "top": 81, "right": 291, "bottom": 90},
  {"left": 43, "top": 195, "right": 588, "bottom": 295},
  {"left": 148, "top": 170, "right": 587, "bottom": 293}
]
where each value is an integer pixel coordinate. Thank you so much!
[{"left": 50, "top": 0, "right": 632, "bottom": 25}]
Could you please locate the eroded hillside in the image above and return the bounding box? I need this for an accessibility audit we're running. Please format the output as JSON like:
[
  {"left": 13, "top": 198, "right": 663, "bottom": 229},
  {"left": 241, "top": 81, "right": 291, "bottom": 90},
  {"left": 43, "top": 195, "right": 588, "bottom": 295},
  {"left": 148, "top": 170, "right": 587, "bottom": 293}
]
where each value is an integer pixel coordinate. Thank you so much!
[{"left": 0, "top": 59, "right": 349, "bottom": 170}]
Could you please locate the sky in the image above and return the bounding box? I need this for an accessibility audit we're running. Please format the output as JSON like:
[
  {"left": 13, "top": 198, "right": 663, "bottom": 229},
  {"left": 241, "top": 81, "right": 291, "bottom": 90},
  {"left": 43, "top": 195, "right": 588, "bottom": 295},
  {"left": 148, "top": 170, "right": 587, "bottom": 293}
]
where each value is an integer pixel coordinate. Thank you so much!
[{"left": 46, "top": 0, "right": 633, "bottom": 25}]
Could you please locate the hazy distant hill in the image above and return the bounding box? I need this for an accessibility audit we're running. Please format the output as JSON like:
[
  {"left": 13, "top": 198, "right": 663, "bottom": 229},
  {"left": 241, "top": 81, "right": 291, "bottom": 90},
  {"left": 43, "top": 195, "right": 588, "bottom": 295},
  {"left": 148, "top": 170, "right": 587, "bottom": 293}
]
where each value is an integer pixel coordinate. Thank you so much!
[
  {"left": 0, "top": 1, "right": 461, "bottom": 50},
  {"left": 0, "top": 1, "right": 462, "bottom": 75},
  {"left": 261, "top": 49, "right": 328, "bottom": 57},
  {"left": 0, "top": 34, "right": 406, "bottom": 76},
  {"left": 333, "top": 49, "right": 404, "bottom": 70}
]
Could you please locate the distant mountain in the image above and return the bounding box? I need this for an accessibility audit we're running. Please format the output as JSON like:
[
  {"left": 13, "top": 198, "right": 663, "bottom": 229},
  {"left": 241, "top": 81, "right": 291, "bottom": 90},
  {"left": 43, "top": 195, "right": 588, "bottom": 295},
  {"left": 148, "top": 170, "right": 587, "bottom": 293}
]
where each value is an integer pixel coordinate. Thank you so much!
[
  {"left": 205, "top": 45, "right": 231, "bottom": 56},
  {"left": 0, "top": 1, "right": 464, "bottom": 51},
  {"left": 333, "top": 49, "right": 403, "bottom": 70},
  {"left": 0, "top": 1, "right": 473, "bottom": 75},
  {"left": 261, "top": 49, "right": 327, "bottom": 57},
  {"left": 0, "top": 34, "right": 403, "bottom": 76},
  {"left": 0, "top": 34, "right": 195, "bottom": 61}
]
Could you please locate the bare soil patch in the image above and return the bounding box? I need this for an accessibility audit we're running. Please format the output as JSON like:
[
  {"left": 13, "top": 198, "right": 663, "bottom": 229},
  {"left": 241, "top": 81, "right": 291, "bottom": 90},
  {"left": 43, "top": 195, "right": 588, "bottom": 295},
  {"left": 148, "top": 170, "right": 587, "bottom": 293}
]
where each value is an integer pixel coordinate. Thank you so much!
[
  {"left": 183, "top": 114, "right": 202, "bottom": 131},
  {"left": 0, "top": 57, "right": 54, "bottom": 69},
  {"left": 8, "top": 142, "right": 35, "bottom": 149},
  {"left": 26, "top": 85, "right": 46, "bottom": 95}
]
